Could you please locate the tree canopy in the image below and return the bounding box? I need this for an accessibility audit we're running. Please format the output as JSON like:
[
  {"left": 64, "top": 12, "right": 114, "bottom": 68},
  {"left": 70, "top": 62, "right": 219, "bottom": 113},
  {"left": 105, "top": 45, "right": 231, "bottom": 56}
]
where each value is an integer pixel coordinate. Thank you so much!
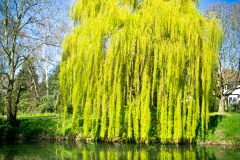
[{"left": 60, "top": 0, "right": 222, "bottom": 143}]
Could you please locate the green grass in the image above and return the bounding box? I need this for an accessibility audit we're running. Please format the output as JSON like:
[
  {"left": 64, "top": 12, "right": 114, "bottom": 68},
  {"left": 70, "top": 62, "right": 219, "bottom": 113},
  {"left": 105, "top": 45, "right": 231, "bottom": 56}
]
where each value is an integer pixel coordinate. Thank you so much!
[
  {"left": 18, "top": 113, "right": 59, "bottom": 118},
  {"left": 1, "top": 113, "right": 240, "bottom": 143},
  {"left": 206, "top": 114, "right": 240, "bottom": 143},
  {"left": 0, "top": 113, "right": 74, "bottom": 140}
]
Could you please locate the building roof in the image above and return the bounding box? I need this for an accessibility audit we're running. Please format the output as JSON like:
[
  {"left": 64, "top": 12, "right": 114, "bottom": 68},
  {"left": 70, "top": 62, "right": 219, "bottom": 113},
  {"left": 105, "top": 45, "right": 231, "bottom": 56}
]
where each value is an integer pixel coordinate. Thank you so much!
[{"left": 222, "top": 69, "right": 240, "bottom": 84}]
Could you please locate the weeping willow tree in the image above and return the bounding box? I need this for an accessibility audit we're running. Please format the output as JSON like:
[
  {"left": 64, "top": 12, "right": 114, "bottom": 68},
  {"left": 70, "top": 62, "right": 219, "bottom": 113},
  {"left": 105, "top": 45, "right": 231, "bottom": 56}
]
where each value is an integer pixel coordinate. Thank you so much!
[{"left": 60, "top": 0, "right": 222, "bottom": 143}]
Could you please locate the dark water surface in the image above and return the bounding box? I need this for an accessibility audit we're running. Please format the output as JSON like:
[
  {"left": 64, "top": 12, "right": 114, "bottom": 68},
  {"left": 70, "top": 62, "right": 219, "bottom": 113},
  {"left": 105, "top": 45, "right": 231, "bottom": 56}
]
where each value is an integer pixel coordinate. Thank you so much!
[{"left": 0, "top": 141, "right": 240, "bottom": 160}]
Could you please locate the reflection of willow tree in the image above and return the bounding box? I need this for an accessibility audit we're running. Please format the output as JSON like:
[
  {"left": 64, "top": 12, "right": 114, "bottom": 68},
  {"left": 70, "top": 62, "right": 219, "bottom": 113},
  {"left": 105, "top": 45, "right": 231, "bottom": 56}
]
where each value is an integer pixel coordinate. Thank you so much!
[
  {"left": 60, "top": 143, "right": 205, "bottom": 160},
  {"left": 0, "top": 143, "right": 238, "bottom": 159},
  {"left": 60, "top": 0, "right": 222, "bottom": 143}
]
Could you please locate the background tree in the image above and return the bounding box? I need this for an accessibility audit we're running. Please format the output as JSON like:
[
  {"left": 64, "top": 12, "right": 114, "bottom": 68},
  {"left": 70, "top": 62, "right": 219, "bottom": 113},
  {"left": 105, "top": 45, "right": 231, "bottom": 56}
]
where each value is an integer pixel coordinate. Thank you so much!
[
  {"left": 35, "top": 0, "right": 70, "bottom": 109},
  {"left": 39, "top": 65, "right": 60, "bottom": 113},
  {"left": 205, "top": 2, "right": 240, "bottom": 112},
  {"left": 0, "top": 0, "right": 69, "bottom": 126},
  {"left": 0, "top": 48, "right": 6, "bottom": 117},
  {"left": 14, "top": 60, "right": 39, "bottom": 113},
  {"left": 60, "top": 0, "right": 222, "bottom": 143}
]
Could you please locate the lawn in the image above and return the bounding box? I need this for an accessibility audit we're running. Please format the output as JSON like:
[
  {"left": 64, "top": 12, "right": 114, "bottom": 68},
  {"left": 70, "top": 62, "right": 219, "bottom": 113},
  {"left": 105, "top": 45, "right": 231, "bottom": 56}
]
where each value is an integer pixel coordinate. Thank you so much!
[{"left": 206, "top": 113, "right": 240, "bottom": 144}]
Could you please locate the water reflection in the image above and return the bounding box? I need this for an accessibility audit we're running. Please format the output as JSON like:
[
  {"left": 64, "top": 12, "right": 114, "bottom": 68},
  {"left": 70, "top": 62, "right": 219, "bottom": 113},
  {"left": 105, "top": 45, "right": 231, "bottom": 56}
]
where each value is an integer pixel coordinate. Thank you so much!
[{"left": 0, "top": 141, "right": 240, "bottom": 160}]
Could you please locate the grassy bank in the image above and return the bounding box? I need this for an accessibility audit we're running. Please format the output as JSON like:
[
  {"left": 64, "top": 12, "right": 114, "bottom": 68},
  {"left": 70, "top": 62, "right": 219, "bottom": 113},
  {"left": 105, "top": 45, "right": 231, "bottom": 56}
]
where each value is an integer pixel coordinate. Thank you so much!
[
  {"left": 1, "top": 113, "right": 240, "bottom": 144},
  {"left": 205, "top": 113, "right": 240, "bottom": 144},
  {"left": 0, "top": 114, "right": 71, "bottom": 140}
]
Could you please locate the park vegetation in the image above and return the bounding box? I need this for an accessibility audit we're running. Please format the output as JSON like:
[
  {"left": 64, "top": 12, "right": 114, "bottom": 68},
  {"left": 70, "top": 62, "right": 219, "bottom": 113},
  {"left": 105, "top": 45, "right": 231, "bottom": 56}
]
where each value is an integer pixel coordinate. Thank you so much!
[{"left": 0, "top": 0, "right": 239, "bottom": 144}]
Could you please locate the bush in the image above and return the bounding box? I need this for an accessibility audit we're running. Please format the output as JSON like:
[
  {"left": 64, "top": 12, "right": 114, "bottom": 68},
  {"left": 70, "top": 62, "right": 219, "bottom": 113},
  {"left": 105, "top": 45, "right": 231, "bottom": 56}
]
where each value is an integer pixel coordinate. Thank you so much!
[{"left": 20, "top": 120, "right": 43, "bottom": 138}]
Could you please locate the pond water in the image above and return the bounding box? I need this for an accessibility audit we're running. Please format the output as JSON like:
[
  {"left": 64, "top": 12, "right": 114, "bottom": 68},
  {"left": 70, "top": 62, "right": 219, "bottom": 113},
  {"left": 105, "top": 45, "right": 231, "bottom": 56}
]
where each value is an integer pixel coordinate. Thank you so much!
[{"left": 0, "top": 141, "right": 240, "bottom": 160}]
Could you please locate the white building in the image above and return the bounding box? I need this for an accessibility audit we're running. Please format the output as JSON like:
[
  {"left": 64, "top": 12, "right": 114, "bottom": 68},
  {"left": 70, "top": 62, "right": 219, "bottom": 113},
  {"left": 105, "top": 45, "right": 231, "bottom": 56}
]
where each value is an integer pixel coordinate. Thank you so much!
[{"left": 225, "top": 85, "right": 240, "bottom": 105}]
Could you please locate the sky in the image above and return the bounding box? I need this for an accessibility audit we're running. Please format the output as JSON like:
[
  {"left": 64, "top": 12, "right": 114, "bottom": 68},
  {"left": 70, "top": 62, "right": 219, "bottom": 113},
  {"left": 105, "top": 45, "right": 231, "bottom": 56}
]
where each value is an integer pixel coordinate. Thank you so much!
[
  {"left": 67, "top": 0, "right": 239, "bottom": 10},
  {"left": 199, "top": 0, "right": 239, "bottom": 10}
]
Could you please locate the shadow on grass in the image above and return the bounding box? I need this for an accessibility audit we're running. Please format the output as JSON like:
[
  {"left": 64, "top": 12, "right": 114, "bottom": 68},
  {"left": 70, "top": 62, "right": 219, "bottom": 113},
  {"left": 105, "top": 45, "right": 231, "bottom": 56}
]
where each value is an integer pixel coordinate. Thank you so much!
[{"left": 208, "top": 114, "right": 225, "bottom": 134}]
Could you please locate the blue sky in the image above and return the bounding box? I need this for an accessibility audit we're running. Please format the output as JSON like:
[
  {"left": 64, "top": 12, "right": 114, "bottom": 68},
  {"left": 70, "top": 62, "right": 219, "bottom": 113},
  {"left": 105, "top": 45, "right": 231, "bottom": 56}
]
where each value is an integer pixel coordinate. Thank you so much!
[
  {"left": 199, "top": 0, "right": 239, "bottom": 10},
  {"left": 67, "top": 0, "right": 238, "bottom": 10}
]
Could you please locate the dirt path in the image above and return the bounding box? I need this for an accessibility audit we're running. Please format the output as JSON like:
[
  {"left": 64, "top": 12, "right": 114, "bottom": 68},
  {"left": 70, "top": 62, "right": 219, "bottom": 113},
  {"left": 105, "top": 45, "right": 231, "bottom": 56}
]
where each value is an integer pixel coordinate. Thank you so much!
[{"left": 210, "top": 112, "right": 240, "bottom": 116}]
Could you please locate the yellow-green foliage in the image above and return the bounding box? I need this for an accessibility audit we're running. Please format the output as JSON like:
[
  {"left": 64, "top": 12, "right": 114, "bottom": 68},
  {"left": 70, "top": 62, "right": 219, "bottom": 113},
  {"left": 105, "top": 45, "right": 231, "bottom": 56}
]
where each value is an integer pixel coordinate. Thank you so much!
[{"left": 60, "top": 0, "right": 222, "bottom": 142}]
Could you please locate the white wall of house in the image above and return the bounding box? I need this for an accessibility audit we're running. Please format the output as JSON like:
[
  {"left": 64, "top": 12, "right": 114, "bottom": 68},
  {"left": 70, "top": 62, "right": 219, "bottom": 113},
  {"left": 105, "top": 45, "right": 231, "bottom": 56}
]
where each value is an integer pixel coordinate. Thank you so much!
[{"left": 228, "top": 85, "right": 240, "bottom": 104}]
